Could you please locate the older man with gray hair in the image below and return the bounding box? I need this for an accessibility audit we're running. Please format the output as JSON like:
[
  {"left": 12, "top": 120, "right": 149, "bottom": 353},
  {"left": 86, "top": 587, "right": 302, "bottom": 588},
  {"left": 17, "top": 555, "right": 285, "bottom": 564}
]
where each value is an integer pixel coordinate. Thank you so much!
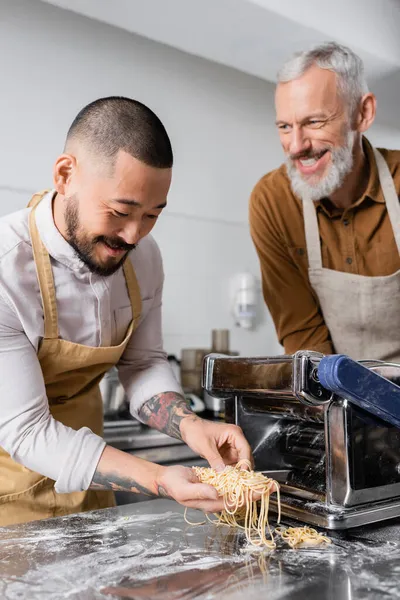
[{"left": 250, "top": 42, "right": 400, "bottom": 362}]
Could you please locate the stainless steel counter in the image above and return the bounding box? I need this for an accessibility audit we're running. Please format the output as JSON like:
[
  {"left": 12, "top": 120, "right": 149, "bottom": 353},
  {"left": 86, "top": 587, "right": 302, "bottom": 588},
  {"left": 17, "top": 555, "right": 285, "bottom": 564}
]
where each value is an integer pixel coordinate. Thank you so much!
[{"left": 1, "top": 499, "right": 400, "bottom": 599}]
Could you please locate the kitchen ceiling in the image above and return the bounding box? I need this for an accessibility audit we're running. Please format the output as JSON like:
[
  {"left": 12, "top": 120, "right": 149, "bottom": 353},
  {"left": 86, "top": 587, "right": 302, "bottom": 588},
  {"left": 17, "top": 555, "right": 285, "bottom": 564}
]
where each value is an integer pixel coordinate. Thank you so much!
[{"left": 39, "top": 0, "right": 400, "bottom": 125}]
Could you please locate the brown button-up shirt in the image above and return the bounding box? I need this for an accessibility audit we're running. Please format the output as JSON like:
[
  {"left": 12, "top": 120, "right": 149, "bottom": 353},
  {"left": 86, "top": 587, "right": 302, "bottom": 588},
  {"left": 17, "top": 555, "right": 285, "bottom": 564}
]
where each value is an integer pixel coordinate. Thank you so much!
[{"left": 249, "top": 137, "right": 400, "bottom": 355}]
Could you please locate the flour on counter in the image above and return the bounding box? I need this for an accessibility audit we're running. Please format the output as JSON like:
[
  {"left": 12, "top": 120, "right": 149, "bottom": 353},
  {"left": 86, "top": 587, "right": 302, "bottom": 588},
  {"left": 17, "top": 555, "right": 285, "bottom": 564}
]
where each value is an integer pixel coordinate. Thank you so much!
[{"left": 1, "top": 505, "right": 400, "bottom": 600}]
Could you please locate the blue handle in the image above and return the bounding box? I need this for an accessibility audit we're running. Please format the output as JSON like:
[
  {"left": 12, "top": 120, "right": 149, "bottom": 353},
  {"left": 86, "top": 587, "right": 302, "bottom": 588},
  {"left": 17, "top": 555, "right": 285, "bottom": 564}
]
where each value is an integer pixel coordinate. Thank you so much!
[{"left": 318, "top": 354, "right": 400, "bottom": 428}]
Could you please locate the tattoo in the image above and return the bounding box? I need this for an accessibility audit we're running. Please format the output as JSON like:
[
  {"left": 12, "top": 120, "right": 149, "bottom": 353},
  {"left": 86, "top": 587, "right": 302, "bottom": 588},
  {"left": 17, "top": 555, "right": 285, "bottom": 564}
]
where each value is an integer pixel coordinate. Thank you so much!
[
  {"left": 157, "top": 485, "right": 172, "bottom": 499},
  {"left": 90, "top": 470, "right": 154, "bottom": 496},
  {"left": 138, "top": 392, "right": 199, "bottom": 440},
  {"left": 91, "top": 471, "right": 173, "bottom": 500}
]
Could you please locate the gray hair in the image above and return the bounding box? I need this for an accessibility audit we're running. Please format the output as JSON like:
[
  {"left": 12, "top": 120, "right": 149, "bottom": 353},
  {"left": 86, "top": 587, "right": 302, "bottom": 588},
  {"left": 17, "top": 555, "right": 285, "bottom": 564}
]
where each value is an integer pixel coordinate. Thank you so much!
[{"left": 277, "top": 42, "right": 369, "bottom": 116}]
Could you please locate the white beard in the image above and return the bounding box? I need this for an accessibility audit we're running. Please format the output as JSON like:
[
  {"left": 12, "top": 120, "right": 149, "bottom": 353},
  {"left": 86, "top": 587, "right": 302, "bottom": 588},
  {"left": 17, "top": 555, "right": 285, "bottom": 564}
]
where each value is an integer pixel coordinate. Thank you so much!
[{"left": 286, "top": 130, "right": 356, "bottom": 201}]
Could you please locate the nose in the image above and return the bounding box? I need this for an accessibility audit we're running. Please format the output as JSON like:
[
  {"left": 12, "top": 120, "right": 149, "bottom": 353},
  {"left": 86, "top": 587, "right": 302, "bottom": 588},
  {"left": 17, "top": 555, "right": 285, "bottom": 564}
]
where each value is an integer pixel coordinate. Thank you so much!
[
  {"left": 288, "top": 126, "right": 311, "bottom": 158},
  {"left": 118, "top": 221, "right": 141, "bottom": 246}
]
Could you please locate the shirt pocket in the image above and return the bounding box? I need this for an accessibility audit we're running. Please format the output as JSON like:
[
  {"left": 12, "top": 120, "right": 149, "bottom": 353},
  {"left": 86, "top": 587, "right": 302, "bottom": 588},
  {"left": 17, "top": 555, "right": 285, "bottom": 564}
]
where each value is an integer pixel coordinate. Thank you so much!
[{"left": 113, "top": 298, "right": 153, "bottom": 343}]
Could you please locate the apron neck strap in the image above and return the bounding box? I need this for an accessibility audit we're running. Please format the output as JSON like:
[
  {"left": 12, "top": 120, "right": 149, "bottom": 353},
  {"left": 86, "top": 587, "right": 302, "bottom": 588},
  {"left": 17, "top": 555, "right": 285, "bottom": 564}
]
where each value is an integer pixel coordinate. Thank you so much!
[
  {"left": 29, "top": 197, "right": 60, "bottom": 340},
  {"left": 302, "top": 197, "right": 323, "bottom": 270},
  {"left": 122, "top": 258, "right": 142, "bottom": 323},
  {"left": 27, "top": 189, "right": 52, "bottom": 209},
  {"left": 373, "top": 148, "right": 400, "bottom": 254}
]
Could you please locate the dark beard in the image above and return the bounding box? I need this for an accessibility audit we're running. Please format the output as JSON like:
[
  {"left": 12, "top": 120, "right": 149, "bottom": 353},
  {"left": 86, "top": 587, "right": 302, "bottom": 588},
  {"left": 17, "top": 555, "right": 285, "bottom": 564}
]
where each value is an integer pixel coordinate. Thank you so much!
[{"left": 65, "top": 198, "right": 136, "bottom": 277}]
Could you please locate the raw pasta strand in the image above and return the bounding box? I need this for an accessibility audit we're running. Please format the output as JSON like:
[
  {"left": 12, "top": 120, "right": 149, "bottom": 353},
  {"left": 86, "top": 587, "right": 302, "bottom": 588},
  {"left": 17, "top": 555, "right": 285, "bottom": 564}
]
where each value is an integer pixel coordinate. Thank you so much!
[{"left": 274, "top": 525, "right": 331, "bottom": 548}]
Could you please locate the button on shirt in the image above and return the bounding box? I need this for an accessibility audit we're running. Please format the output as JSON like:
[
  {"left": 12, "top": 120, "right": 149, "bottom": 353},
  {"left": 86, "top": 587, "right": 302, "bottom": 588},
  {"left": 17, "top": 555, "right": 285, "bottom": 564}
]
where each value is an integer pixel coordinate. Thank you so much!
[
  {"left": 249, "top": 137, "right": 400, "bottom": 354},
  {"left": 0, "top": 191, "right": 182, "bottom": 493}
]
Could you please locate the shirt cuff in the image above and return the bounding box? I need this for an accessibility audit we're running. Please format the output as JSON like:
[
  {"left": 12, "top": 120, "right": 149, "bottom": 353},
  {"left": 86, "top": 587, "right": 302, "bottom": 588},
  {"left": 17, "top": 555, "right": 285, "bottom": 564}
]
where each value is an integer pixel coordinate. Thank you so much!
[
  {"left": 54, "top": 427, "right": 106, "bottom": 494},
  {"left": 120, "top": 363, "right": 184, "bottom": 420}
]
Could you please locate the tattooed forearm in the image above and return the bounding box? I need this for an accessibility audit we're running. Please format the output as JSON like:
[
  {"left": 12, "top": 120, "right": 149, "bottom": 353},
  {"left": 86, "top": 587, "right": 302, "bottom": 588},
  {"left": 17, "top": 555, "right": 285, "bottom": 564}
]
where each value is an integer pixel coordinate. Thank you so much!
[
  {"left": 157, "top": 485, "right": 172, "bottom": 499},
  {"left": 90, "top": 446, "right": 167, "bottom": 498},
  {"left": 138, "top": 392, "right": 199, "bottom": 440},
  {"left": 90, "top": 469, "right": 155, "bottom": 496}
]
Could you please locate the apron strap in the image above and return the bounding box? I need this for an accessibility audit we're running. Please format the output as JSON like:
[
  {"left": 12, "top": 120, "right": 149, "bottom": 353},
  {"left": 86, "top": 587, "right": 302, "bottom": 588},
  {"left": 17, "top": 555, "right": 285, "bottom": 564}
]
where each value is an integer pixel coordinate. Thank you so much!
[
  {"left": 28, "top": 196, "right": 60, "bottom": 340},
  {"left": 122, "top": 258, "right": 142, "bottom": 325},
  {"left": 302, "top": 197, "right": 323, "bottom": 270},
  {"left": 27, "top": 190, "right": 51, "bottom": 209},
  {"left": 373, "top": 149, "right": 400, "bottom": 254}
]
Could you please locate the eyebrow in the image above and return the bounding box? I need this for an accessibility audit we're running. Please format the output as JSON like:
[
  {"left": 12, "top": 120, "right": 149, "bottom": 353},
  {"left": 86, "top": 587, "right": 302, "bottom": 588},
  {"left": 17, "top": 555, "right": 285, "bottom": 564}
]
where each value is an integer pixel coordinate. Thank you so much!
[
  {"left": 276, "top": 112, "right": 328, "bottom": 126},
  {"left": 113, "top": 199, "right": 167, "bottom": 210},
  {"left": 302, "top": 112, "right": 328, "bottom": 122}
]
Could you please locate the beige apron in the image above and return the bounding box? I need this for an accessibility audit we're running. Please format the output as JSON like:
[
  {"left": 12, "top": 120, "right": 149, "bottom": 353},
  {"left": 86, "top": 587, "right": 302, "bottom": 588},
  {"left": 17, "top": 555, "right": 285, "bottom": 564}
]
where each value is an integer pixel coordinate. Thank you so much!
[
  {"left": 0, "top": 191, "right": 142, "bottom": 526},
  {"left": 302, "top": 149, "right": 400, "bottom": 362}
]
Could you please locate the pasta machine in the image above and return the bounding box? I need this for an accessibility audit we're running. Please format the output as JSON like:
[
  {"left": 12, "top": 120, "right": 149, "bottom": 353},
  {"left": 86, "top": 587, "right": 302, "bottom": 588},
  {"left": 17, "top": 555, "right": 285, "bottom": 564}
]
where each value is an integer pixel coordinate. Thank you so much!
[{"left": 202, "top": 351, "right": 400, "bottom": 529}]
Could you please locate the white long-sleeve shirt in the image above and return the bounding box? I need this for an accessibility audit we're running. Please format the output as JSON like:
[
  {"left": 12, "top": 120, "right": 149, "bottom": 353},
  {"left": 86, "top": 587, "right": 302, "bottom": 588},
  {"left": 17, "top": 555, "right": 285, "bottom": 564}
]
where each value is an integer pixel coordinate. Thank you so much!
[{"left": 0, "top": 191, "right": 182, "bottom": 493}]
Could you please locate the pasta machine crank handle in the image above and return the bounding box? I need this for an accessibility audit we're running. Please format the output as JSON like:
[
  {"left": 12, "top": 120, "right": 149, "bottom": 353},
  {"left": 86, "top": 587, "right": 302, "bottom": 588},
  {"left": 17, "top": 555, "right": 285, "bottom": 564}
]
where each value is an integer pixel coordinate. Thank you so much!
[{"left": 317, "top": 354, "right": 400, "bottom": 428}]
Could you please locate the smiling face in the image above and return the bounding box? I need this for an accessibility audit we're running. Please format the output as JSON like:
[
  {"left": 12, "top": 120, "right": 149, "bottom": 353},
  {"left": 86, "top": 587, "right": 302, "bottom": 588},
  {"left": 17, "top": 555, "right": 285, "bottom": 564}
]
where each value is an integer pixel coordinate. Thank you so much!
[
  {"left": 275, "top": 64, "right": 357, "bottom": 201},
  {"left": 53, "top": 149, "right": 171, "bottom": 276}
]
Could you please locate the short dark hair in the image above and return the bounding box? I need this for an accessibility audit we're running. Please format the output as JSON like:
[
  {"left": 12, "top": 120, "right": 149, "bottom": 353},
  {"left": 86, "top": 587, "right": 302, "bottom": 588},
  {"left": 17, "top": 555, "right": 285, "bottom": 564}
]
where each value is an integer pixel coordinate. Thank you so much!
[{"left": 65, "top": 96, "right": 173, "bottom": 168}]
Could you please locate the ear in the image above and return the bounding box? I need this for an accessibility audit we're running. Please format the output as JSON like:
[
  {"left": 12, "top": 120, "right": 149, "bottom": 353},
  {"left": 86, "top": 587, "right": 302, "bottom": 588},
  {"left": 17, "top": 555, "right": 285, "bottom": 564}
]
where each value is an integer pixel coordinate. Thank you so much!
[
  {"left": 355, "top": 93, "right": 376, "bottom": 133},
  {"left": 53, "top": 154, "right": 76, "bottom": 195}
]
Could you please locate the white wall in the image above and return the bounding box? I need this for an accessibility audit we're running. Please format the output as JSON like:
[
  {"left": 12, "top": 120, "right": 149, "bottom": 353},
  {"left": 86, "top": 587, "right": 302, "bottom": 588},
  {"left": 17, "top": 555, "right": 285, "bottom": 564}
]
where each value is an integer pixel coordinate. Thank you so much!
[
  {"left": 251, "top": 0, "right": 400, "bottom": 67},
  {"left": 1, "top": 0, "right": 400, "bottom": 358}
]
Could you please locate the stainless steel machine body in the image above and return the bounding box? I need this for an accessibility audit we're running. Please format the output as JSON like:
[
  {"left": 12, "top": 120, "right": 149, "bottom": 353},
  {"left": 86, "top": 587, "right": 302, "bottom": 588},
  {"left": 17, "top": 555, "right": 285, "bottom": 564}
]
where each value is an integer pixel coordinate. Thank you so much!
[{"left": 203, "top": 351, "right": 400, "bottom": 529}]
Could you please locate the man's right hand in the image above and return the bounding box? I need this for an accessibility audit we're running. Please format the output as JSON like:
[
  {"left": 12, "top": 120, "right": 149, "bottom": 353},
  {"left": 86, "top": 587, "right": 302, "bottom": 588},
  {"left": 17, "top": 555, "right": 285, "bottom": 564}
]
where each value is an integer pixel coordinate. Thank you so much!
[{"left": 156, "top": 465, "right": 225, "bottom": 513}]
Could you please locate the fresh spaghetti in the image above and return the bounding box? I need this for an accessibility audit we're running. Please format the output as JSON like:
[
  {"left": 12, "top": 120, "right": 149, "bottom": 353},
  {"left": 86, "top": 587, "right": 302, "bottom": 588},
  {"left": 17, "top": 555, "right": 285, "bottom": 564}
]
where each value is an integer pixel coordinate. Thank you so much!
[
  {"left": 274, "top": 525, "right": 331, "bottom": 548},
  {"left": 188, "top": 459, "right": 279, "bottom": 549},
  {"left": 187, "top": 460, "right": 331, "bottom": 550}
]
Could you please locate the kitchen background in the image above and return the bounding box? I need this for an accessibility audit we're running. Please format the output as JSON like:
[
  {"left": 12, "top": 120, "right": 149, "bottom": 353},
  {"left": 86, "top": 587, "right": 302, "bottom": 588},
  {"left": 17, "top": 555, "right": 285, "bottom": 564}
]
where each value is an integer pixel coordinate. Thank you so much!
[
  {"left": 3, "top": 0, "right": 400, "bottom": 360},
  {"left": 2, "top": 0, "right": 400, "bottom": 501}
]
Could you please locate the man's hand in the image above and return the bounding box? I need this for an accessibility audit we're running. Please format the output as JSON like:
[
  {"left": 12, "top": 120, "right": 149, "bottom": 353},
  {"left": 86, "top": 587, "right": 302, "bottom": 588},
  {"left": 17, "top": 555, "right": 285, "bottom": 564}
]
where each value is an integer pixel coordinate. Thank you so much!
[
  {"left": 138, "top": 391, "right": 253, "bottom": 472},
  {"left": 156, "top": 465, "right": 225, "bottom": 512},
  {"left": 180, "top": 418, "right": 252, "bottom": 472}
]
